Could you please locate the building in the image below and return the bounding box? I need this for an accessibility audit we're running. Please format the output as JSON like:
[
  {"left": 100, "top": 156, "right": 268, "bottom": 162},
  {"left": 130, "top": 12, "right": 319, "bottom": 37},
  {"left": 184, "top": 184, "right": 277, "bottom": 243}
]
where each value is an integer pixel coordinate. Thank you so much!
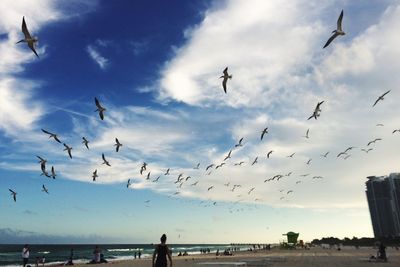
[{"left": 365, "top": 173, "right": 400, "bottom": 238}]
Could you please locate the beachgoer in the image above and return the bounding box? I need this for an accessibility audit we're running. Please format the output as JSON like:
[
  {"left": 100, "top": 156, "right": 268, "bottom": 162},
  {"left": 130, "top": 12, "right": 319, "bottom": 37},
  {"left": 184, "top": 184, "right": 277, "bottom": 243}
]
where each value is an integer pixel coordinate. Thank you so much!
[
  {"left": 22, "top": 244, "right": 30, "bottom": 267},
  {"left": 41, "top": 256, "right": 45, "bottom": 267},
  {"left": 152, "top": 234, "right": 172, "bottom": 267},
  {"left": 134, "top": 251, "right": 137, "bottom": 259},
  {"left": 35, "top": 257, "right": 39, "bottom": 267},
  {"left": 378, "top": 242, "right": 387, "bottom": 261},
  {"left": 138, "top": 250, "right": 141, "bottom": 259},
  {"left": 93, "top": 246, "right": 101, "bottom": 263}
]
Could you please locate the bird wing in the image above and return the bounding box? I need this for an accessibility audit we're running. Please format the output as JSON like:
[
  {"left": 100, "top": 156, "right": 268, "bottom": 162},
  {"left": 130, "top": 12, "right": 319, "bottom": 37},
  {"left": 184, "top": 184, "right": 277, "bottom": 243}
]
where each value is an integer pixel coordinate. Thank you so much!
[
  {"left": 41, "top": 129, "right": 52, "bottom": 135},
  {"left": 53, "top": 135, "right": 61, "bottom": 143},
  {"left": 222, "top": 78, "right": 227, "bottom": 93},
  {"left": 99, "top": 110, "right": 104, "bottom": 120},
  {"left": 28, "top": 42, "right": 39, "bottom": 58},
  {"left": 95, "top": 97, "right": 102, "bottom": 109},
  {"left": 102, "top": 153, "right": 106, "bottom": 161},
  {"left": 323, "top": 32, "right": 339, "bottom": 48},
  {"left": 21, "top": 17, "right": 32, "bottom": 39},
  {"left": 372, "top": 98, "right": 380, "bottom": 107},
  {"left": 223, "top": 67, "right": 228, "bottom": 75},
  {"left": 337, "top": 10, "right": 344, "bottom": 31},
  {"left": 41, "top": 162, "right": 46, "bottom": 172},
  {"left": 9, "top": 189, "right": 15, "bottom": 194},
  {"left": 382, "top": 90, "right": 391, "bottom": 98}
]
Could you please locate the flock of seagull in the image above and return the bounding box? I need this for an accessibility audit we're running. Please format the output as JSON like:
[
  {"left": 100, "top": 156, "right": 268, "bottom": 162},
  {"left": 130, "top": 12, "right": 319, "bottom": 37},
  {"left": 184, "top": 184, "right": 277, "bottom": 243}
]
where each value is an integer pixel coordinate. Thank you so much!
[{"left": 6, "top": 10, "right": 396, "bottom": 211}]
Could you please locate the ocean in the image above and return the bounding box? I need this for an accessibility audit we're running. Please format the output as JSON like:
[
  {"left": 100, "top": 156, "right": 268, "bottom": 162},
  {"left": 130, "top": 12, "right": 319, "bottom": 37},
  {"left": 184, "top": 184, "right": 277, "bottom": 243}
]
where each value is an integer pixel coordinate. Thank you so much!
[{"left": 0, "top": 244, "right": 248, "bottom": 266}]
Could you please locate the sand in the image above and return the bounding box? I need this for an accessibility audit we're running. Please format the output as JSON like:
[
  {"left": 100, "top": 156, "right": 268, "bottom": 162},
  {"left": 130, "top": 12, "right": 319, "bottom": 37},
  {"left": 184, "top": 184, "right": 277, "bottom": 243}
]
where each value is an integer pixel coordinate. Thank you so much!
[{"left": 73, "top": 247, "right": 400, "bottom": 267}]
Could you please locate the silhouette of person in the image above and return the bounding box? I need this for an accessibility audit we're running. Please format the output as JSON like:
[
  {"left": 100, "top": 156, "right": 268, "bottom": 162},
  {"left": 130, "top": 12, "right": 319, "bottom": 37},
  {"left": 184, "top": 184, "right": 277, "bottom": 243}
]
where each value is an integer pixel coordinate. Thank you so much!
[
  {"left": 22, "top": 244, "right": 30, "bottom": 267},
  {"left": 152, "top": 234, "right": 172, "bottom": 267}
]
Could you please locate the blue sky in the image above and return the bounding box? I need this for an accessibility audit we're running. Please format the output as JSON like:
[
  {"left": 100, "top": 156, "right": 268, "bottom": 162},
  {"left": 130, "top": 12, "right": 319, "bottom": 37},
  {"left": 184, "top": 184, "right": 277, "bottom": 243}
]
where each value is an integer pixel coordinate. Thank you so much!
[{"left": 1, "top": 0, "right": 400, "bottom": 244}]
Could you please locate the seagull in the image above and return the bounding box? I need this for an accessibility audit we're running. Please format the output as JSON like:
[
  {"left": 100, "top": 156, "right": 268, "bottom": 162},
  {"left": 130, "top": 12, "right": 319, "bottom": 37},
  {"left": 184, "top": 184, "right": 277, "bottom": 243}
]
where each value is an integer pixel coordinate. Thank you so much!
[
  {"left": 261, "top": 127, "right": 268, "bottom": 140},
  {"left": 102, "top": 153, "right": 111, "bottom": 166},
  {"left": 344, "top": 146, "right": 356, "bottom": 153},
  {"left": 16, "top": 17, "right": 39, "bottom": 58},
  {"left": 63, "top": 143, "right": 72, "bottom": 159},
  {"left": 50, "top": 166, "right": 56, "bottom": 179},
  {"left": 9, "top": 189, "right": 17, "bottom": 202},
  {"left": 215, "top": 163, "right": 225, "bottom": 169},
  {"left": 235, "top": 137, "right": 244, "bottom": 148},
  {"left": 153, "top": 176, "right": 161, "bottom": 182},
  {"left": 206, "top": 164, "right": 214, "bottom": 171},
  {"left": 251, "top": 157, "right": 258, "bottom": 165},
  {"left": 287, "top": 153, "right": 295, "bottom": 158},
  {"left": 373, "top": 90, "right": 391, "bottom": 107},
  {"left": 303, "top": 129, "right": 310, "bottom": 139},
  {"left": 41, "top": 129, "right": 61, "bottom": 143},
  {"left": 177, "top": 173, "right": 183, "bottom": 180},
  {"left": 392, "top": 129, "right": 400, "bottom": 134},
  {"left": 321, "top": 151, "right": 330, "bottom": 158},
  {"left": 127, "top": 179, "right": 131, "bottom": 188},
  {"left": 344, "top": 154, "right": 351, "bottom": 160},
  {"left": 267, "top": 150, "right": 273, "bottom": 158},
  {"left": 224, "top": 182, "right": 230, "bottom": 187},
  {"left": 42, "top": 185, "right": 49, "bottom": 194},
  {"left": 337, "top": 152, "right": 347, "bottom": 158},
  {"left": 164, "top": 168, "right": 170, "bottom": 175},
  {"left": 94, "top": 97, "right": 106, "bottom": 120},
  {"left": 92, "top": 169, "right": 98, "bottom": 181},
  {"left": 40, "top": 167, "right": 50, "bottom": 178},
  {"left": 248, "top": 187, "right": 255, "bottom": 195},
  {"left": 191, "top": 181, "right": 199, "bottom": 186},
  {"left": 367, "top": 138, "right": 382, "bottom": 146},
  {"left": 361, "top": 148, "right": 373, "bottom": 153},
  {"left": 185, "top": 176, "right": 191, "bottom": 181},
  {"left": 146, "top": 172, "right": 151, "bottom": 180},
  {"left": 224, "top": 150, "right": 232, "bottom": 161},
  {"left": 296, "top": 181, "right": 301, "bottom": 184},
  {"left": 312, "top": 176, "right": 323, "bottom": 179},
  {"left": 300, "top": 174, "right": 310, "bottom": 177},
  {"left": 323, "top": 10, "right": 345, "bottom": 49},
  {"left": 114, "top": 138, "right": 122, "bottom": 152},
  {"left": 287, "top": 190, "right": 293, "bottom": 194},
  {"left": 207, "top": 186, "right": 214, "bottom": 191},
  {"left": 193, "top": 163, "right": 200, "bottom": 169},
  {"left": 140, "top": 162, "right": 147, "bottom": 175},
  {"left": 220, "top": 67, "right": 232, "bottom": 93},
  {"left": 306, "top": 159, "right": 312, "bottom": 165},
  {"left": 82, "top": 137, "right": 90, "bottom": 149},
  {"left": 234, "top": 161, "right": 244, "bottom": 166},
  {"left": 308, "top": 101, "right": 324, "bottom": 120},
  {"left": 376, "top": 124, "right": 384, "bottom": 127},
  {"left": 285, "top": 172, "right": 292, "bottom": 177}
]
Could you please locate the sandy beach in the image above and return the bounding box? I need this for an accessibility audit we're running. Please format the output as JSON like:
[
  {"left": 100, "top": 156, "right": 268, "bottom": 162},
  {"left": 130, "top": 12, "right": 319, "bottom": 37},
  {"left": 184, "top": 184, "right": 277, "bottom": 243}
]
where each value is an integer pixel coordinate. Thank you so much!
[{"left": 73, "top": 247, "right": 400, "bottom": 267}]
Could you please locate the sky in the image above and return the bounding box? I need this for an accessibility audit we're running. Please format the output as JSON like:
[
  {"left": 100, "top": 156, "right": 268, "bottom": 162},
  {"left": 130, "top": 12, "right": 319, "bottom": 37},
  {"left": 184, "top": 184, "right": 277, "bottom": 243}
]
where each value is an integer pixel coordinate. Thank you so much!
[{"left": 1, "top": 0, "right": 400, "bottom": 244}]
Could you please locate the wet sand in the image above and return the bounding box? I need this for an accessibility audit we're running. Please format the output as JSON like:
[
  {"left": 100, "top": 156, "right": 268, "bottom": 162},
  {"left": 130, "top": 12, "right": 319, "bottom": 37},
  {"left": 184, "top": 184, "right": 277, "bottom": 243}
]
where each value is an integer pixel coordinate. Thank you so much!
[{"left": 74, "top": 247, "right": 400, "bottom": 267}]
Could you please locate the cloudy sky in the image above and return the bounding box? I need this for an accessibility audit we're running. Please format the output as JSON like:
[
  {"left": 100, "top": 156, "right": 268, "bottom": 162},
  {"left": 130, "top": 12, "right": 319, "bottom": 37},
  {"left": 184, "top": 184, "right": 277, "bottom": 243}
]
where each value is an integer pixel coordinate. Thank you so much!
[{"left": 1, "top": 0, "right": 399, "bottom": 244}]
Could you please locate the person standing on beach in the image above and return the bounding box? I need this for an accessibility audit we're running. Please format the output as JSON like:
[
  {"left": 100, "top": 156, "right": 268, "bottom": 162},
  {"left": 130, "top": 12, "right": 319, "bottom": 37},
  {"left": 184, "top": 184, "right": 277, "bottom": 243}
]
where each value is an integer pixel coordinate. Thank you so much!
[
  {"left": 152, "top": 234, "right": 172, "bottom": 267},
  {"left": 22, "top": 244, "right": 30, "bottom": 267},
  {"left": 93, "top": 246, "right": 101, "bottom": 263}
]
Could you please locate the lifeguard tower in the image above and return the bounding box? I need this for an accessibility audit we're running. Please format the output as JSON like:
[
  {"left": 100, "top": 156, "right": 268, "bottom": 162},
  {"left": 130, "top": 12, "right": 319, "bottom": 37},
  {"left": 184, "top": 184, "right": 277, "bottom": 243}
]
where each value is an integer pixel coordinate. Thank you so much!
[{"left": 281, "top": 231, "right": 299, "bottom": 249}]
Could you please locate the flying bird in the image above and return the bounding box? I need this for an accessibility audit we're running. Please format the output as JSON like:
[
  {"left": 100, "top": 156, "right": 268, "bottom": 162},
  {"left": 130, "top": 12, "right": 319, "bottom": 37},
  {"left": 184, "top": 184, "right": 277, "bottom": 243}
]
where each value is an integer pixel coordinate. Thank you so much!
[
  {"left": 114, "top": 138, "right": 122, "bottom": 152},
  {"left": 92, "top": 169, "right": 98, "bottom": 181},
  {"left": 344, "top": 154, "right": 351, "bottom": 160},
  {"left": 287, "top": 190, "right": 293, "bottom": 194},
  {"left": 373, "top": 90, "right": 391, "bottom": 107},
  {"left": 287, "top": 153, "right": 295, "bottom": 158},
  {"left": 193, "top": 163, "right": 200, "bottom": 169},
  {"left": 303, "top": 129, "right": 310, "bottom": 139},
  {"left": 153, "top": 176, "right": 161, "bottom": 182},
  {"left": 235, "top": 137, "right": 244, "bottom": 148},
  {"left": 82, "top": 137, "right": 90, "bottom": 149},
  {"left": 392, "top": 129, "right": 400, "bottom": 134},
  {"left": 344, "top": 146, "right": 356, "bottom": 153},
  {"left": 251, "top": 157, "right": 258, "bottom": 165},
  {"left": 367, "top": 138, "right": 382, "bottom": 146},
  {"left": 16, "top": 17, "right": 39, "bottom": 58},
  {"left": 146, "top": 172, "right": 151, "bottom": 180},
  {"left": 216, "top": 163, "right": 225, "bottom": 169},
  {"left": 140, "top": 162, "right": 147, "bottom": 175},
  {"left": 164, "top": 168, "right": 170, "bottom": 175},
  {"left": 337, "top": 152, "right": 347, "bottom": 158},
  {"left": 308, "top": 101, "right": 324, "bottom": 120},
  {"left": 127, "top": 179, "right": 131, "bottom": 188},
  {"left": 102, "top": 153, "right": 111, "bottom": 166},
  {"left": 261, "top": 127, "right": 268, "bottom": 140},
  {"left": 323, "top": 10, "right": 345, "bottom": 49},
  {"left": 234, "top": 161, "right": 244, "bottom": 166},
  {"left": 306, "top": 159, "right": 312, "bottom": 165},
  {"left": 42, "top": 185, "right": 49, "bottom": 194},
  {"left": 361, "top": 148, "right": 373, "bottom": 153},
  {"left": 207, "top": 186, "right": 214, "bottom": 191},
  {"left": 376, "top": 124, "right": 384, "bottom": 127},
  {"left": 94, "top": 97, "right": 106, "bottom": 120},
  {"left": 224, "top": 150, "right": 232, "bottom": 161},
  {"left": 220, "top": 67, "right": 232, "bottom": 93},
  {"left": 191, "top": 181, "right": 199, "bottom": 186},
  {"left": 206, "top": 164, "right": 214, "bottom": 171},
  {"left": 321, "top": 151, "right": 330, "bottom": 158},
  {"left": 267, "top": 150, "right": 273, "bottom": 158},
  {"left": 248, "top": 188, "right": 255, "bottom": 195},
  {"left": 63, "top": 143, "right": 72, "bottom": 159},
  {"left": 41, "top": 129, "right": 61, "bottom": 143},
  {"left": 37, "top": 156, "right": 47, "bottom": 164},
  {"left": 9, "top": 189, "right": 17, "bottom": 202},
  {"left": 50, "top": 166, "right": 56, "bottom": 179}
]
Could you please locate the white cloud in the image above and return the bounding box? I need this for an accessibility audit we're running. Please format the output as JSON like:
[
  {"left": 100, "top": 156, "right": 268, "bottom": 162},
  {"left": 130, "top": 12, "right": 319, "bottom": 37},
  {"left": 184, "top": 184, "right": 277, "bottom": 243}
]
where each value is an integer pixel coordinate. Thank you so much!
[{"left": 86, "top": 44, "right": 109, "bottom": 69}]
